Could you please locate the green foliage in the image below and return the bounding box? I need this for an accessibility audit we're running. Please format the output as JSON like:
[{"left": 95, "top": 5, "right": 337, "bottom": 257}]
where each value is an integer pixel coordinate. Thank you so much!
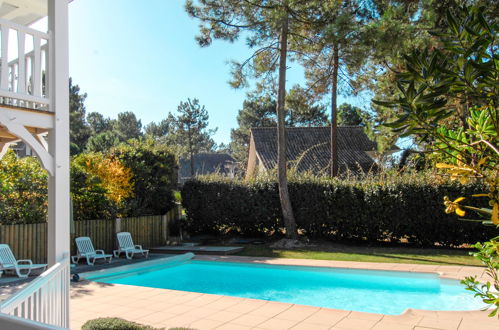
[
  {"left": 70, "top": 155, "right": 120, "bottom": 221},
  {"left": 111, "top": 139, "right": 178, "bottom": 216},
  {"left": 181, "top": 174, "right": 497, "bottom": 246},
  {"left": 0, "top": 141, "right": 176, "bottom": 223},
  {"left": 462, "top": 236, "right": 499, "bottom": 316},
  {"left": 86, "top": 130, "right": 122, "bottom": 153},
  {"left": 0, "top": 150, "right": 47, "bottom": 224},
  {"left": 168, "top": 98, "right": 216, "bottom": 159},
  {"left": 377, "top": 4, "right": 499, "bottom": 317},
  {"left": 69, "top": 78, "right": 91, "bottom": 155},
  {"left": 145, "top": 116, "right": 174, "bottom": 139},
  {"left": 286, "top": 85, "right": 328, "bottom": 126},
  {"left": 87, "top": 112, "right": 111, "bottom": 135},
  {"left": 82, "top": 318, "right": 161, "bottom": 330},
  {"left": 338, "top": 103, "right": 368, "bottom": 126},
  {"left": 112, "top": 111, "right": 143, "bottom": 141}
]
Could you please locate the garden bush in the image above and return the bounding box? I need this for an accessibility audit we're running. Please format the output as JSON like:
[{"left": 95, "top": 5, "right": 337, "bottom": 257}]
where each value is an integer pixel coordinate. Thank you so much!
[
  {"left": 111, "top": 139, "right": 178, "bottom": 216},
  {"left": 81, "top": 318, "right": 160, "bottom": 330},
  {"left": 181, "top": 173, "right": 497, "bottom": 247},
  {"left": 0, "top": 150, "right": 47, "bottom": 224},
  {"left": 82, "top": 318, "right": 196, "bottom": 330}
]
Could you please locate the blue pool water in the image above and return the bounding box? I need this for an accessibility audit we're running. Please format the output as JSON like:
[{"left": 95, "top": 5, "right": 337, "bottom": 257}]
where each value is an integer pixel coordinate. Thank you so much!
[{"left": 87, "top": 260, "right": 483, "bottom": 314}]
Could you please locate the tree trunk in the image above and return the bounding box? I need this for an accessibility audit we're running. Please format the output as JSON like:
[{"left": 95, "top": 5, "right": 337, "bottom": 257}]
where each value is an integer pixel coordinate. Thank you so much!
[
  {"left": 190, "top": 150, "right": 194, "bottom": 177},
  {"left": 276, "top": 13, "right": 297, "bottom": 239},
  {"left": 330, "top": 44, "right": 339, "bottom": 177},
  {"left": 188, "top": 129, "right": 195, "bottom": 176}
]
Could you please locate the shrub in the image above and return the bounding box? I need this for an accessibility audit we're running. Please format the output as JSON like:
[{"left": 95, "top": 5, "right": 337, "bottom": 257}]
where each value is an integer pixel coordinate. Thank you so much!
[
  {"left": 81, "top": 318, "right": 160, "bottom": 330},
  {"left": 81, "top": 318, "right": 196, "bottom": 330},
  {"left": 0, "top": 150, "right": 47, "bottom": 224},
  {"left": 181, "top": 173, "right": 497, "bottom": 247},
  {"left": 71, "top": 152, "right": 133, "bottom": 220},
  {"left": 111, "top": 139, "right": 178, "bottom": 216}
]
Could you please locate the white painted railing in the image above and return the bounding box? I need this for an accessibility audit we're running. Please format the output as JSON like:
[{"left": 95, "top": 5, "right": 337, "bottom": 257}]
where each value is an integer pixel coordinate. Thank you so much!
[
  {"left": 0, "top": 18, "right": 50, "bottom": 110},
  {"left": 0, "top": 255, "right": 70, "bottom": 328}
]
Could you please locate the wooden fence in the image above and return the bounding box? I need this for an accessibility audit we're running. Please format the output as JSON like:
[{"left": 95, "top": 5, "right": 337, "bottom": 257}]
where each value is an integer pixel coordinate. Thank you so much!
[{"left": 0, "top": 205, "right": 181, "bottom": 263}]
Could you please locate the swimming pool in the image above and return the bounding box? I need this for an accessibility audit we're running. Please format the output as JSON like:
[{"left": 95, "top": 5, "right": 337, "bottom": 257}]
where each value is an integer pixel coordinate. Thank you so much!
[{"left": 85, "top": 257, "right": 483, "bottom": 315}]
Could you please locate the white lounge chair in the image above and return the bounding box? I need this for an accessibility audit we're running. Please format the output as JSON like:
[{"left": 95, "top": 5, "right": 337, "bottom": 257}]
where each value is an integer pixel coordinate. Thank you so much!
[
  {"left": 0, "top": 244, "right": 47, "bottom": 278},
  {"left": 72, "top": 237, "right": 113, "bottom": 265},
  {"left": 113, "top": 232, "right": 149, "bottom": 260}
]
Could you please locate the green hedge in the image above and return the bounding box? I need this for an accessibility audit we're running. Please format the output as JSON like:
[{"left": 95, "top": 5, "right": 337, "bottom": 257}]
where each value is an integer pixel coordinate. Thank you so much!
[{"left": 181, "top": 177, "right": 497, "bottom": 247}]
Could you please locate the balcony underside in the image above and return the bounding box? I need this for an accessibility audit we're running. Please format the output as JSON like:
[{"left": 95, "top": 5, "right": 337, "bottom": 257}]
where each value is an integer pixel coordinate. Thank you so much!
[{"left": 0, "top": 103, "right": 53, "bottom": 174}]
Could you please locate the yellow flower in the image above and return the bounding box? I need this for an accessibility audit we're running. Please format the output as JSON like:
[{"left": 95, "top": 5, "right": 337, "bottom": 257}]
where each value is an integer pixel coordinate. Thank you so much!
[
  {"left": 444, "top": 196, "right": 466, "bottom": 217},
  {"left": 492, "top": 202, "right": 499, "bottom": 225}
]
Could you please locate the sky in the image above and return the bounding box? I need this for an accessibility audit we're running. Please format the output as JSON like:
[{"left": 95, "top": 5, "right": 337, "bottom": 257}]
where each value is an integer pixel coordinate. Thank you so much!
[{"left": 65, "top": 0, "right": 358, "bottom": 145}]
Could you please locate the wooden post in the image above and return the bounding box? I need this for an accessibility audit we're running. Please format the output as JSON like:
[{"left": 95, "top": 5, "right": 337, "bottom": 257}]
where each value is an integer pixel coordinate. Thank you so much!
[
  {"left": 47, "top": 0, "right": 70, "bottom": 267},
  {"left": 162, "top": 214, "right": 168, "bottom": 245}
]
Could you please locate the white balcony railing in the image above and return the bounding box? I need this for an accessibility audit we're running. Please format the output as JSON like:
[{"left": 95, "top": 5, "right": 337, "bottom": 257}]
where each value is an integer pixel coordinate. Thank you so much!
[
  {"left": 0, "top": 255, "right": 70, "bottom": 328},
  {"left": 0, "top": 18, "right": 50, "bottom": 110}
]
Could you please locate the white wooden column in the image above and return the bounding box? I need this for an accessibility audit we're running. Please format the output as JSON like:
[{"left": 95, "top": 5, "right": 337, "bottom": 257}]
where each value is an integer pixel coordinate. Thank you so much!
[{"left": 47, "top": 0, "right": 70, "bottom": 267}]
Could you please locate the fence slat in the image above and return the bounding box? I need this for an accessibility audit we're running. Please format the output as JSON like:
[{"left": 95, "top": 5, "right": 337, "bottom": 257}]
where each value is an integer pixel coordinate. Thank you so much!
[{"left": 0, "top": 205, "right": 181, "bottom": 262}]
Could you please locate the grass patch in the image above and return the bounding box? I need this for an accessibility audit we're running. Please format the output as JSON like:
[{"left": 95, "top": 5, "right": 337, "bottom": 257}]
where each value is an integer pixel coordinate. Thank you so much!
[{"left": 235, "top": 242, "right": 483, "bottom": 266}]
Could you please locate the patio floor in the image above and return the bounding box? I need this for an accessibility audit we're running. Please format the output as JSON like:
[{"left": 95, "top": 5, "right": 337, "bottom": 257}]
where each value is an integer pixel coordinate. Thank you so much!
[{"left": 70, "top": 256, "right": 497, "bottom": 330}]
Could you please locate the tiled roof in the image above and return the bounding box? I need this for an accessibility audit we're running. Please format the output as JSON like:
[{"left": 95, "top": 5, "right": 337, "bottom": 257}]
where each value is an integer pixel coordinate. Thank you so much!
[
  {"left": 251, "top": 126, "right": 378, "bottom": 173},
  {"left": 179, "top": 153, "right": 235, "bottom": 178}
]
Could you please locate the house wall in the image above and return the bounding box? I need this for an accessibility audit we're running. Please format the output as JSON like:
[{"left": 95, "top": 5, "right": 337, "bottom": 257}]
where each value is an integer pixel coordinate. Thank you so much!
[{"left": 245, "top": 134, "right": 257, "bottom": 179}]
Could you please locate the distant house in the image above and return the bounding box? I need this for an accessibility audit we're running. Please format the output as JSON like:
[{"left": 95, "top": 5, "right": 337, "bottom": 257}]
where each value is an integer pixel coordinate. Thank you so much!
[
  {"left": 10, "top": 141, "right": 34, "bottom": 157},
  {"left": 179, "top": 152, "right": 237, "bottom": 184},
  {"left": 246, "top": 126, "right": 383, "bottom": 178}
]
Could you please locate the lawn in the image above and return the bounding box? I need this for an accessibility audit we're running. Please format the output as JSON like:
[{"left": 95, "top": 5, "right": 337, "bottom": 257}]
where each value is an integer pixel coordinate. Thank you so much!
[{"left": 235, "top": 242, "right": 483, "bottom": 266}]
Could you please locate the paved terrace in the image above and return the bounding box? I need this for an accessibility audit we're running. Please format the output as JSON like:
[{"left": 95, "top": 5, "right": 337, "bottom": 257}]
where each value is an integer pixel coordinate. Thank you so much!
[{"left": 69, "top": 255, "right": 497, "bottom": 330}]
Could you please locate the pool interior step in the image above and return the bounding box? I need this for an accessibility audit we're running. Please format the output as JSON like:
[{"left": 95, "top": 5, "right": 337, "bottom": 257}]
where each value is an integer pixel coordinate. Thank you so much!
[{"left": 150, "top": 245, "right": 244, "bottom": 255}]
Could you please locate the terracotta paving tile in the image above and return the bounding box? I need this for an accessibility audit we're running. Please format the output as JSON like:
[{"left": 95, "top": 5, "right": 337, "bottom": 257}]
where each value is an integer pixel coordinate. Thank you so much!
[
  {"left": 347, "top": 311, "right": 384, "bottom": 321},
  {"left": 249, "top": 302, "right": 293, "bottom": 317},
  {"left": 205, "top": 310, "right": 242, "bottom": 322},
  {"left": 435, "top": 311, "right": 466, "bottom": 321},
  {"left": 118, "top": 308, "right": 157, "bottom": 320},
  {"left": 458, "top": 319, "right": 499, "bottom": 330},
  {"left": 290, "top": 321, "right": 333, "bottom": 330},
  {"left": 225, "top": 300, "right": 267, "bottom": 313},
  {"left": 136, "top": 311, "right": 177, "bottom": 324},
  {"left": 381, "top": 312, "right": 423, "bottom": 325},
  {"left": 159, "top": 315, "right": 196, "bottom": 328},
  {"left": 276, "top": 304, "right": 321, "bottom": 321},
  {"left": 139, "top": 301, "right": 176, "bottom": 312},
  {"left": 303, "top": 308, "right": 349, "bottom": 326},
  {"left": 390, "top": 265, "right": 417, "bottom": 272},
  {"left": 187, "top": 318, "right": 225, "bottom": 330},
  {"left": 418, "top": 317, "right": 462, "bottom": 330},
  {"left": 231, "top": 313, "right": 270, "bottom": 327},
  {"left": 187, "top": 307, "right": 223, "bottom": 319},
  {"left": 70, "top": 321, "right": 85, "bottom": 330},
  {"left": 77, "top": 302, "right": 111, "bottom": 313},
  {"left": 371, "top": 321, "right": 414, "bottom": 330},
  {"left": 412, "top": 265, "right": 441, "bottom": 271},
  {"left": 183, "top": 294, "right": 223, "bottom": 307},
  {"left": 162, "top": 304, "right": 197, "bottom": 315},
  {"left": 436, "top": 266, "right": 463, "bottom": 273},
  {"left": 205, "top": 297, "right": 241, "bottom": 310},
  {"left": 334, "top": 317, "right": 379, "bottom": 330},
  {"left": 214, "top": 322, "right": 253, "bottom": 330},
  {"left": 257, "top": 317, "right": 301, "bottom": 330},
  {"left": 166, "top": 292, "right": 203, "bottom": 304}
]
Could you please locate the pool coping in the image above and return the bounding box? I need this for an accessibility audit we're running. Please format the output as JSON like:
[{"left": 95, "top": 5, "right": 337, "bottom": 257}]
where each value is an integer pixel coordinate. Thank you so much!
[
  {"left": 71, "top": 255, "right": 496, "bottom": 330},
  {"left": 192, "top": 255, "right": 490, "bottom": 283}
]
